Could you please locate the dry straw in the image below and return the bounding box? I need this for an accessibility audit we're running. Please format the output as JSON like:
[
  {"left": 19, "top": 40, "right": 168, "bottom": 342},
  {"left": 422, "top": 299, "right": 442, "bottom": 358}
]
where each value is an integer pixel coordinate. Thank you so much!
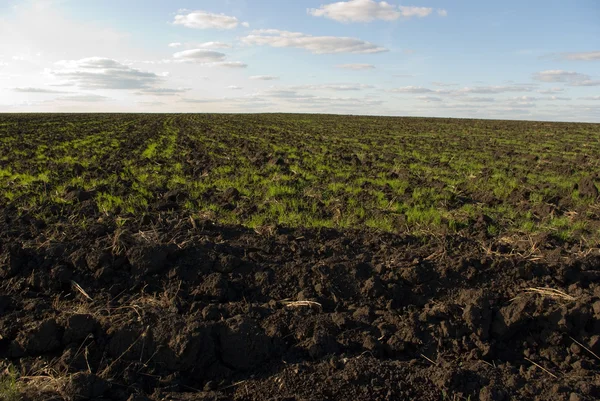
[
  {"left": 71, "top": 280, "right": 93, "bottom": 301},
  {"left": 282, "top": 300, "right": 323, "bottom": 310},
  {"left": 523, "top": 287, "right": 576, "bottom": 302}
]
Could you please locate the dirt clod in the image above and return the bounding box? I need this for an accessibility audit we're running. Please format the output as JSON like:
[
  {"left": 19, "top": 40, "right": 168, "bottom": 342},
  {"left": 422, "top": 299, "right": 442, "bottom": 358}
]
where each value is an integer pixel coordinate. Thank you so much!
[
  {"left": 11, "top": 319, "right": 61, "bottom": 356},
  {"left": 576, "top": 176, "right": 599, "bottom": 199},
  {"left": 217, "top": 315, "right": 272, "bottom": 370},
  {"left": 62, "top": 373, "right": 107, "bottom": 401}
]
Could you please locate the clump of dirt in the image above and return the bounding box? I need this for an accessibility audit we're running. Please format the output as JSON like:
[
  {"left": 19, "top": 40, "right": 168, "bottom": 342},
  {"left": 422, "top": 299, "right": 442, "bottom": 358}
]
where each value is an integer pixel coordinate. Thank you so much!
[{"left": 576, "top": 176, "right": 599, "bottom": 199}]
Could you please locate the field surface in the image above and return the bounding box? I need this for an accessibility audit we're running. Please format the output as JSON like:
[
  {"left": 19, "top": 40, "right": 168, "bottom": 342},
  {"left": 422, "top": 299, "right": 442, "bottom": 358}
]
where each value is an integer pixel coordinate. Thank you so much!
[{"left": 1, "top": 114, "right": 600, "bottom": 400}]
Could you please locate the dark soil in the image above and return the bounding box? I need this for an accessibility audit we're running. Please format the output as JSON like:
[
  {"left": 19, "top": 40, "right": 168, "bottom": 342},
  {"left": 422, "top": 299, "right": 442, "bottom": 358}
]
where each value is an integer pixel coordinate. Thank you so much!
[{"left": 1, "top": 207, "right": 600, "bottom": 400}]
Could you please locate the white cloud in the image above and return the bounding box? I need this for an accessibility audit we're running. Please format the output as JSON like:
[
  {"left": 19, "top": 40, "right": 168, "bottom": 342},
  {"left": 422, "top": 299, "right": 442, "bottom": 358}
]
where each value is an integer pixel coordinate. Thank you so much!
[
  {"left": 136, "top": 88, "right": 189, "bottom": 96},
  {"left": 460, "top": 97, "right": 495, "bottom": 102},
  {"left": 50, "top": 57, "right": 162, "bottom": 89},
  {"left": 537, "top": 87, "right": 564, "bottom": 94},
  {"left": 55, "top": 58, "right": 125, "bottom": 69},
  {"left": 57, "top": 94, "right": 111, "bottom": 102},
  {"left": 570, "top": 80, "right": 600, "bottom": 87},
  {"left": 390, "top": 86, "right": 433, "bottom": 93},
  {"left": 580, "top": 96, "right": 600, "bottom": 100},
  {"left": 177, "top": 90, "right": 385, "bottom": 113},
  {"left": 417, "top": 96, "right": 442, "bottom": 102},
  {"left": 511, "top": 96, "right": 540, "bottom": 101},
  {"left": 336, "top": 63, "right": 375, "bottom": 70},
  {"left": 431, "top": 82, "right": 457, "bottom": 87},
  {"left": 216, "top": 61, "right": 248, "bottom": 68},
  {"left": 13, "top": 87, "right": 69, "bottom": 94},
  {"left": 533, "top": 70, "right": 600, "bottom": 86},
  {"left": 173, "top": 49, "right": 227, "bottom": 63},
  {"left": 389, "top": 84, "right": 536, "bottom": 96},
  {"left": 180, "top": 98, "right": 214, "bottom": 103},
  {"left": 532, "top": 70, "right": 589, "bottom": 83},
  {"left": 262, "top": 89, "right": 315, "bottom": 100},
  {"left": 256, "top": 88, "right": 384, "bottom": 108},
  {"left": 136, "top": 101, "right": 166, "bottom": 106},
  {"left": 505, "top": 101, "right": 536, "bottom": 108},
  {"left": 437, "top": 9, "right": 448, "bottom": 17},
  {"left": 290, "top": 83, "right": 374, "bottom": 91},
  {"left": 167, "top": 42, "right": 231, "bottom": 50},
  {"left": 166, "top": 59, "right": 247, "bottom": 68},
  {"left": 309, "top": 0, "right": 400, "bottom": 22},
  {"left": 142, "top": 48, "right": 246, "bottom": 67},
  {"left": 242, "top": 29, "right": 388, "bottom": 54},
  {"left": 399, "top": 6, "right": 435, "bottom": 18},
  {"left": 250, "top": 75, "right": 279, "bottom": 80},
  {"left": 457, "top": 85, "right": 536, "bottom": 94},
  {"left": 308, "top": 0, "right": 437, "bottom": 22},
  {"left": 560, "top": 51, "right": 600, "bottom": 61},
  {"left": 227, "top": 85, "right": 243, "bottom": 90},
  {"left": 173, "top": 10, "right": 245, "bottom": 30},
  {"left": 196, "top": 41, "right": 232, "bottom": 49},
  {"left": 547, "top": 96, "right": 571, "bottom": 101}
]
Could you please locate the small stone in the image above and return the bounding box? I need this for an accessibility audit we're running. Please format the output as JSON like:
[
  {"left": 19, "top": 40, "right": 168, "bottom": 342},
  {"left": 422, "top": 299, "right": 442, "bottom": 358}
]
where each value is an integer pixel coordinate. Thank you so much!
[
  {"left": 589, "top": 335, "right": 600, "bottom": 355},
  {"left": 363, "top": 335, "right": 380, "bottom": 352},
  {"left": 592, "top": 301, "right": 600, "bottom": 316},
  {"left": 352, "top": 306, "right": 373, "bottom": 323},
  {"left": 569, "top": 393, "right": 583, "bottom": 401},
  {"left": 571, "top": 360, "right": 590, "bottom": 370},
  {"left": 570, "top": 343, "right": 582, "bottom": 355}
]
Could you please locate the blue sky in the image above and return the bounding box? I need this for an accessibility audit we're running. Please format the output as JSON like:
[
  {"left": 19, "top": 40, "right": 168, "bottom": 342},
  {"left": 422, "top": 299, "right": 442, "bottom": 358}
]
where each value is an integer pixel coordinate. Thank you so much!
[{"left": 0, "top": 0, "right": 599, "bottom": 121}]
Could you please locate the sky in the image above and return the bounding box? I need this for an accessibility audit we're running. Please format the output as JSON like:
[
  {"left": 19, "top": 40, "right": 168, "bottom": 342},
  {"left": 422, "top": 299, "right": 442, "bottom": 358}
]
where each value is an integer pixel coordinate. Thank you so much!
[{"left": 0, "top": 0, "right": 599, "bottom": 121}]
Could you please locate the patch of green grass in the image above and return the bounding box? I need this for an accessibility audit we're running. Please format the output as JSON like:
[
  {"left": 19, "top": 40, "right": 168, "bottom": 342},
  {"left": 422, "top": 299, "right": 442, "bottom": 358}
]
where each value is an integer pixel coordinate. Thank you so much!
[
  {"left": 406, "top": 206, "right": 443, "bottom": 226},
  {"left": 141, "top": 142, "right": 158, "bottom": 159},
  {"left": 365, "top": 216, "right": 395, "bottom": 231},
  {"left": 0, "top": 365, "right": 20, "bottom": 401},
  {"left": 266, "top": 184, "right": 297, "bottom": 198},
  {"left": 1, "top": 113, "right": 599, "bottom": 241}
]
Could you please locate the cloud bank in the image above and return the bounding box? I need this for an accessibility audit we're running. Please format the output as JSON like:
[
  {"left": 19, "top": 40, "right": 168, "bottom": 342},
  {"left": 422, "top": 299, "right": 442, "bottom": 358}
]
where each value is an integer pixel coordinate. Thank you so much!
[
  {"left": 174, "top": 10, "right": 247, "bottom": 30},
  {"left": 241, "top": 29, "right": 388, "bottom": 54},
  {"left": 308, "top": 0, "right": 446, "bottom": 22}
]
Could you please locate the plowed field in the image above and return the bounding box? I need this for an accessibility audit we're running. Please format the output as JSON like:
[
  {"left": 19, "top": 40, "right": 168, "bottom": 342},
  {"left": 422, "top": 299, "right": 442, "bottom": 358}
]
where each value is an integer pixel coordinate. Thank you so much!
[{"left": 1, "top": 114, "right": 599, "bottom": 401}]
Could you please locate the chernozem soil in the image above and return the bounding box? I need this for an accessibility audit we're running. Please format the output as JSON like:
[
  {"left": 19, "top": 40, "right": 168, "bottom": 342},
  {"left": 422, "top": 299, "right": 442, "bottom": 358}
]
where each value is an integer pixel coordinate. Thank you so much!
[
  {"left": 0, "top": 114, "right": 599, "bottom": 400},
  {"left": 1, "top": 205, "right": 600, "bottom": 401}
]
